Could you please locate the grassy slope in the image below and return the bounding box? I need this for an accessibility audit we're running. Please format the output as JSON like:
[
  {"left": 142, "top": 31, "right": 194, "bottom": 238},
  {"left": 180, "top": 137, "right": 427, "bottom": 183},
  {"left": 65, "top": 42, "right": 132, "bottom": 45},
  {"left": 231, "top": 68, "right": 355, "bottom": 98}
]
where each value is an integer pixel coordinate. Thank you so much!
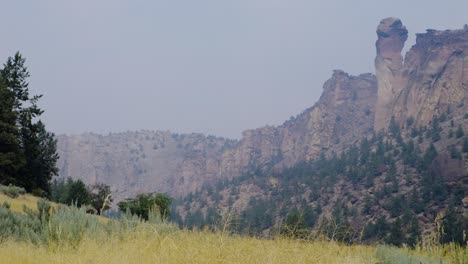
[
  {"left": 0, "top": 193, "right": 465, "bottom": 264},
  {"left": 0, "top": 192, "right": 109, "bottom": 223},
  {"left": 0, "top": 193, "right": 59, "bottom": 213}
]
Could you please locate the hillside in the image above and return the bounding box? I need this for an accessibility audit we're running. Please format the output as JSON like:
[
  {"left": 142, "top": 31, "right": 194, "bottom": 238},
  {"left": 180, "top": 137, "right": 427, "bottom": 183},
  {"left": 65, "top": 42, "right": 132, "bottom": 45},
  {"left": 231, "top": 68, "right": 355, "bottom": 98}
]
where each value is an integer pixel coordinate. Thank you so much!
[
  {"left": 0, "top": 186, "right": 466, "bottom": 263},
  {"left": 56, "top": 18, "right": 468, "bottom": 242}
]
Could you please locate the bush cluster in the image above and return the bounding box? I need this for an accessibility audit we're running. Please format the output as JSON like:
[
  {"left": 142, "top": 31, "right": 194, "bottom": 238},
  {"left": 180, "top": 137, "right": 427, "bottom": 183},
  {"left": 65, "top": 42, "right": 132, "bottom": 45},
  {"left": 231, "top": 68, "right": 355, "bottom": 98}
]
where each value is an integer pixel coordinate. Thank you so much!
[
  {"left": 0, "top": 184, "right": 26, "bottom": 198},
  {"left": 0, "top": 198, "right": 178, "bottom": 247}
]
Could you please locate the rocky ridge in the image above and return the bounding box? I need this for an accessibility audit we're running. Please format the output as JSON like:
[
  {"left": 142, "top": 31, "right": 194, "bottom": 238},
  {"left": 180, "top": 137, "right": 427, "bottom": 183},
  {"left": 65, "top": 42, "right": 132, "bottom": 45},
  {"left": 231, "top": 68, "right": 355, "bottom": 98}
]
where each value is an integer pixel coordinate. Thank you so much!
[{"left": 57, "top": 18, "right": 468, "bottom": 203}]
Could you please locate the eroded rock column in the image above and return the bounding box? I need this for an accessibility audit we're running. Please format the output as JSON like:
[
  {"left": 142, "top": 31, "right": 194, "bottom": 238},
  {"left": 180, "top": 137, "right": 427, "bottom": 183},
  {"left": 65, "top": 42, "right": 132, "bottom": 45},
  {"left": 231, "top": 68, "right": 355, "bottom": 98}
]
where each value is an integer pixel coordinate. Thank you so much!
[{"left": 374, "top": 17, "right": 408, "bottom": 131}]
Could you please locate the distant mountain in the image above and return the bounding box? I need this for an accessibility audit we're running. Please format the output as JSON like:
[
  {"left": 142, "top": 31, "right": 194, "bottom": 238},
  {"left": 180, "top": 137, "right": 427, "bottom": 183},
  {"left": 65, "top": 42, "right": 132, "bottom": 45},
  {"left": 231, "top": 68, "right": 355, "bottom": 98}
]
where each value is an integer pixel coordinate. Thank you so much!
[{"left": 57, "top": 18, "right": 467, "bottom": 242}]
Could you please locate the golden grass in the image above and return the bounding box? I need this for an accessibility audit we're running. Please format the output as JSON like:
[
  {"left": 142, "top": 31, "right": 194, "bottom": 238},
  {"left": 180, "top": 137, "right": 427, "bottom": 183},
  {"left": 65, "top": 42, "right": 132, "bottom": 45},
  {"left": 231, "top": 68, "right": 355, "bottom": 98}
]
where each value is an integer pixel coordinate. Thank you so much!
[
  {"left": 0, "top": 230, "right": 378, "bottom": 264},
  {"left": 0, "top": 193, "right": 58, "bottom": 213},
  {"left": 0, "top": 192, "right": 109, "bottom": 223},
  {"left": 0, "top": 193, "right": 465, "bottom": 264}
]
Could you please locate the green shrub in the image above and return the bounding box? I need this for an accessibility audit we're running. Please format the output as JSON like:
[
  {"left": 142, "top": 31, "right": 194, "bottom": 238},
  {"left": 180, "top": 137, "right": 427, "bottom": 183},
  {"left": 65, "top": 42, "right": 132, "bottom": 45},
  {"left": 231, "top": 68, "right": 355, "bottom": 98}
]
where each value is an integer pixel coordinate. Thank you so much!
[
  {"left": 31, "top": 188, "right": 45, "bottom": 197},
  {"left": 1, "top": 201, "right": 10, "bottom": 209},
  {"left": 118, "top": 193, "right": 172, "bottom": 221},
  {"left": 0, "top": 206, "right": 43, "bottom": 244},
  {"left": 37, "top": 199, "right": 52, "bottom": 223},
  {"left": 0, "top": 196, "right": 179, "bottom": 248},
  {"left": 46, "top": 205, "right": 102, "bottom": 247},
  {"left": 0, "top": 184, "right": 26, "bottom": 198},
  {"left": 375, "top": 246, "right": 448, "bottom": 264}
]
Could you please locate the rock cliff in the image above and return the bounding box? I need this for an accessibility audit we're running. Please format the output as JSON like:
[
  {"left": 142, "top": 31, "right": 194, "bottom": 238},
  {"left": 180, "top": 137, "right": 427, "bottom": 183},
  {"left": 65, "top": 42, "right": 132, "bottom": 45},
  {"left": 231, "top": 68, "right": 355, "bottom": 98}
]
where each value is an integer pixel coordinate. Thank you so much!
[
  {"left": 375, "top": 18, "right": 468, "bottom": 130},
  {"left": 374, "top": 17, "right": 408, "bottom": 131},
  {"left": 56, "top": 18, "right": 468, "bottom": 202},
  {"left": 57, "top": 71, "right": 377, "bottom": 200}
]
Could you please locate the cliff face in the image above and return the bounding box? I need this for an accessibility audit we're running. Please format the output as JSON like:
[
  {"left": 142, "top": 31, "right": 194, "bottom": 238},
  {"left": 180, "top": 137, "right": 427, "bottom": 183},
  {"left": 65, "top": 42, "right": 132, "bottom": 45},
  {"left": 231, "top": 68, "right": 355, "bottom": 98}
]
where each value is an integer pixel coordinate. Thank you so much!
[
  {"left": 375, "top": 18, "right": 468, "bottom": 130},
  {"left": 57, "top": 18, "right": 468, "bottom": 201},
  {"left": 57, "top": 132, "right": 235, "bottom": 200},
  {"left": 395, "top": 28, "right": 468, "bottom": 127},
  {"left": 57, "top": 71, "right": 377, "bottom": 200},
  {"left": 277, "top": 70, "right": 376, "bottom": 166},
  {"left": 374, "top": 18, "right": 408, "bottom": 131}
]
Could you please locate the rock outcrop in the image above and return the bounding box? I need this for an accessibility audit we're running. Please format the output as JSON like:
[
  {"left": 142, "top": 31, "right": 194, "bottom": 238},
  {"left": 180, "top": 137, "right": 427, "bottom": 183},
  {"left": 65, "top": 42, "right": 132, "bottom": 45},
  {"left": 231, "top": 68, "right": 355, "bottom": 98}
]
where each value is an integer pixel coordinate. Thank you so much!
[
  {"left": 57, "top": 71, "right": 377, "bottom": 200},
  {"left": 57, "top": 18, "right": 468, "bottom": 202},
  {"left": 394, "top": 28, "right": 468, "bottom": 127},
  {"left": 375, "top": 18, "right": 468, "bottom": 130},
  {"left": 374, "top": 17, "right": 408, "bottom": 131},
  {"left": 57, "top": 132, "right": 236, "bottom": 200}
]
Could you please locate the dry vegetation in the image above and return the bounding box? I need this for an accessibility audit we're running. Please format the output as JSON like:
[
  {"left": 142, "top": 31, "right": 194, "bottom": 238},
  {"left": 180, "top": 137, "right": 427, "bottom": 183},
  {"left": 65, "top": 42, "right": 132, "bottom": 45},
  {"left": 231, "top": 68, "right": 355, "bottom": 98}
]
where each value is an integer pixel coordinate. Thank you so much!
[
  {"left": 0, "top": 192, "right": 466, "bottom": 264},
  {"left": 0, "top": 232, "right": 378, "bottom": 264}
]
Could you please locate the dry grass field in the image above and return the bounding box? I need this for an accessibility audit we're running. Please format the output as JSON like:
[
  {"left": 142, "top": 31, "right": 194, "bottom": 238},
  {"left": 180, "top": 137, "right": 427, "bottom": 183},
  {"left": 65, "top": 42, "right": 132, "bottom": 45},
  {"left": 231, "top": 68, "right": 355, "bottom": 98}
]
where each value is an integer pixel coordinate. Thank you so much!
[{"left": 0, "top": 192, "right": 466, "bottom": 264}]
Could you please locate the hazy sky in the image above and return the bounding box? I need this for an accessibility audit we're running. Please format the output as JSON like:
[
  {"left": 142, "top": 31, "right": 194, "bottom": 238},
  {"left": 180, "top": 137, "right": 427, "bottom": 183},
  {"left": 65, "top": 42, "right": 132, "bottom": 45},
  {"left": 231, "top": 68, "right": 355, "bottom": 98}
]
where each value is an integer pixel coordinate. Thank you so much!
[{"left": 1, "top": 1, "right": 467, "bottom": 138}]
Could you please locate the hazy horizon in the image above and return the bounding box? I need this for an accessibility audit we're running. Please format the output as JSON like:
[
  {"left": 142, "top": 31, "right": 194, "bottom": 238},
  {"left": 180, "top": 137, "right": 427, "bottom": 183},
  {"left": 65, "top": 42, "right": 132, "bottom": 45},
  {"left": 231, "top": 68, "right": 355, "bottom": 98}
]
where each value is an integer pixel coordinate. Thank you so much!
[{"left": 2, "top": 0, "right": 467, "bottom": 139}]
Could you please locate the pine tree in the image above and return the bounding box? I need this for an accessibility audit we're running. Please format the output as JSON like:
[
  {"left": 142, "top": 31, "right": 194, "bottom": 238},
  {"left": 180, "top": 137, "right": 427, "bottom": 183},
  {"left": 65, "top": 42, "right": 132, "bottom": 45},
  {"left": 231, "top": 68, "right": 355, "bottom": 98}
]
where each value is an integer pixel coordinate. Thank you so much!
[
  {"left": 64, "top": 179, "right": 91, "bottom": 207},
  {"left": 449, "top": 145, "right": 461, "bottom": 159},
  {"left": 456, "top": 125, "right": 464, "bottom": 138},
  {"left": 387, "top": 218, "right": 404, "bottom": 246},
  {"left": 423, "top": 144, "right": 438, "bottom": 168},
  {"left": 0, "top": 52, "right": 35, "bottom": 187},
  {"left": 0, "top": 52, "right": 58, "bottom": 194},
  {"left": 389, "top": 116, "right": 400, "bottom": 136},
  {"left": 440, "top": 203, "right": 465, "bottom": 245},
  {"left": 463, "top": 137, "right": 468, "bottom": 153},
  {"left": 0, "top": 75, "right": 24, "bottom": 185},
  {"left": 34, "top": 122, "right": 59, "bottom": 193},
  {"left": 407, "top": 217, "right": 421, "bottom": 247},
  {"left": 430, "top": 116, "right": 441, "bottom": 142},
  {"left": 409, "top": 188, "right": 423, "bottom": 214}
]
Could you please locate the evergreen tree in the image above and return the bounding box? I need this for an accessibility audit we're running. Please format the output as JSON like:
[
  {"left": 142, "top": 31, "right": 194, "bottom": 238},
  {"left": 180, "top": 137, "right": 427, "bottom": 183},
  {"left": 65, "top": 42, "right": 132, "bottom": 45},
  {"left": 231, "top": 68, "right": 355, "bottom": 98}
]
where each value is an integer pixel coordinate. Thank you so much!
[
  {"left": 387, "top": 218, "right": 404, "bottom": 246},
  {"left": 406, "top": 217, "right": 421, "bottom": 247},
  {"left": 0, "top": 75, "right": 24, "bottom": 185},
  {"left": 362, "top": 195, "right": 372, "bottom": 214},
  {"left": 409, "top": 188, "right": 423, "bottom": 214},
  {"left": 0, "top": 52, "right": 58, "bottom": 194},
  {"left": 389, "top": 116, "right": 400, "bottom": 136},
  {"left": 422, "top": 144, "right": 438, "bottom": 169},
  {"left": 205, "top": 206, "right": 221, "bottom": 228},
  {"left": 456, "top": 125, "right": 464, "bottom": 138},
  {"left": 282, "top": 207, "right": 306, "bottom": 237},
  {"left": 440, "top": 203, "right": 466, "bottom": 245},
  {"left": 426, "top": 116, "right": 441, "bottom": 142},
  {"left": 118, "top": 192, "right": 172, "bottom": 221},
  {"left": 65, "top": 179, "right": 91, "bottom": 207},
  {"left": 18, "top": 119, "right": 58, "bottom": 194},
  {"left": 449, "top": 145, "right": 461, "bottom": 159},
  {"left": 463, "top": 137, "right": 468, "bottom": 153}
]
